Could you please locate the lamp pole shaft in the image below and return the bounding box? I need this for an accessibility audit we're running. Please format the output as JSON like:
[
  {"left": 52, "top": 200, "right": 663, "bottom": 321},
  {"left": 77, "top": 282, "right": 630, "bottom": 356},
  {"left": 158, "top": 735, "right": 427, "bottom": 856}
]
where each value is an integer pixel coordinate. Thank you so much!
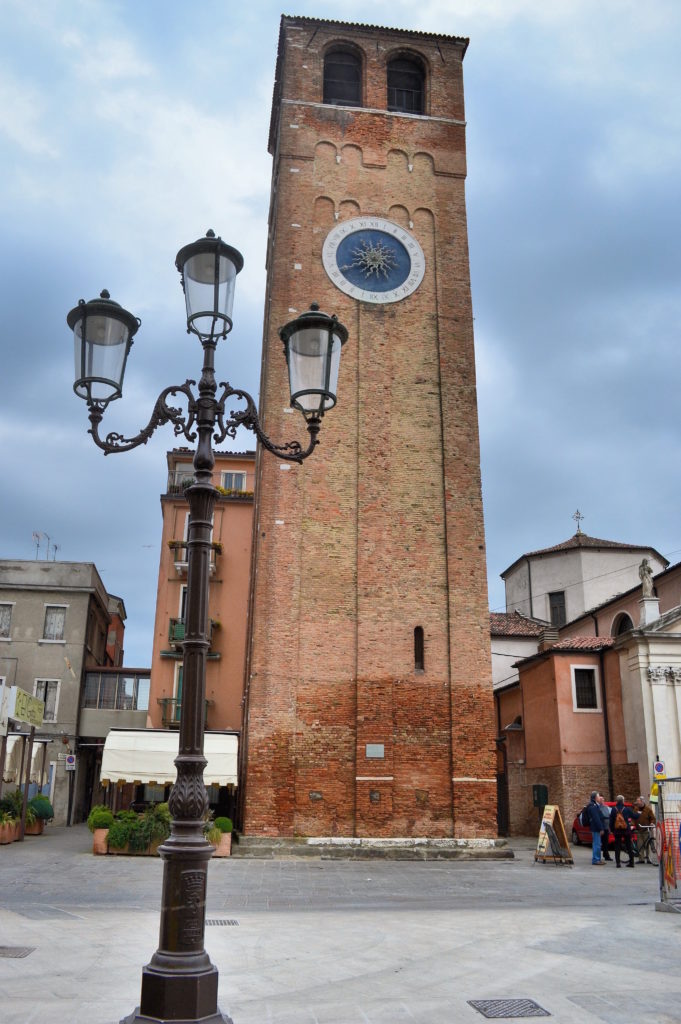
[{"left": 124, "top": 341, "right": 230, "bottom": 1024}]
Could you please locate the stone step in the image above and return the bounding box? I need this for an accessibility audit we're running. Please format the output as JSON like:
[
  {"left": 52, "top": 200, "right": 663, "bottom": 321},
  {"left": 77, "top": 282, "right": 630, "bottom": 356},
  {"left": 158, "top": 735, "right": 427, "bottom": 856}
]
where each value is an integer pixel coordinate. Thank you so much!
[{"left": 232, "top": 835, "right": 513, "bottom": 860}]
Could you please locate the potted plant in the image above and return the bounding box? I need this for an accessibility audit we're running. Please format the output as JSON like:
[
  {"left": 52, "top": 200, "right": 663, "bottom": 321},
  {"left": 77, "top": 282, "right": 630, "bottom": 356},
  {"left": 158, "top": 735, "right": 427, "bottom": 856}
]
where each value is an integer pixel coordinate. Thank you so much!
[
  {"left": 106, "top": 804, "right": 171, "bottom": 856},
  {"left": 106, "top": 814, "right": 133, "bottom": 854},
  {"left": 0, "top": 790, "right": 24, "bottom": 840},
  {"left": 0, "top": 810, "right": 19, "bottom": 844},
  {"left": 29, "top": 794, "right": 54, "bottom": 830},
  {"left": 87, "top": 804, "right": 115, "bottom": 854},
  {"left": 206, "top": 816, "right": 233, "bottom": 858},
  {"left": 23, "top": 805, "right": 42, "bottom": 836}
]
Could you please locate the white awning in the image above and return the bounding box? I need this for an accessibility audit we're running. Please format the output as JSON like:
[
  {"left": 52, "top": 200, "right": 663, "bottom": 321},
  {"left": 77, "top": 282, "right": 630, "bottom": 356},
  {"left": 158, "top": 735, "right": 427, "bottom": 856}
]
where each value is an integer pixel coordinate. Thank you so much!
[{"left": 100, "top": 729, "right": 238, "bottom": 787}]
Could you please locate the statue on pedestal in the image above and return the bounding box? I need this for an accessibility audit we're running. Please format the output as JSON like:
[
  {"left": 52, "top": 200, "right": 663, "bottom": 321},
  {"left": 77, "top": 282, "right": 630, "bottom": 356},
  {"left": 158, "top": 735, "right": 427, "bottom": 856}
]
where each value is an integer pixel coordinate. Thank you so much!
[{"left": 639, "top": 558, "right": 654, "bottom": 598}]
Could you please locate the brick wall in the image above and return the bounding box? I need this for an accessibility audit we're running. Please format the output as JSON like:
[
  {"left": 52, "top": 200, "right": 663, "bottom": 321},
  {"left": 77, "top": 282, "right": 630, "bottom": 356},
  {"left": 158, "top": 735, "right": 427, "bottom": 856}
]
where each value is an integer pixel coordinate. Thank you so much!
[
  {"left": 243, "top": 17, "right": 496, "bottom": 838},
  {"left": 506, "top": 761, "right": 642, "bottom": 837}
]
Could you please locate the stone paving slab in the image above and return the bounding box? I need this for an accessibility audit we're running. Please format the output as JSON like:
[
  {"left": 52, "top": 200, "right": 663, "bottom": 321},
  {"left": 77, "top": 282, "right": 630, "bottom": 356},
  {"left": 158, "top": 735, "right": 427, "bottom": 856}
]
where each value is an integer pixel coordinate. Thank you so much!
[{"left": 0, "top": 826, "right": 679, "bottom": 1024}]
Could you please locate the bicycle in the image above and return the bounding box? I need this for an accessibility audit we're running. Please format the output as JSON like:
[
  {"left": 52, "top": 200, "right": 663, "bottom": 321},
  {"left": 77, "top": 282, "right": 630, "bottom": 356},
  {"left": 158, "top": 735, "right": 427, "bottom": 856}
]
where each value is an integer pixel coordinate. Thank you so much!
[{"left": 633, "top": 824, "right": 658, "bottom": 866}]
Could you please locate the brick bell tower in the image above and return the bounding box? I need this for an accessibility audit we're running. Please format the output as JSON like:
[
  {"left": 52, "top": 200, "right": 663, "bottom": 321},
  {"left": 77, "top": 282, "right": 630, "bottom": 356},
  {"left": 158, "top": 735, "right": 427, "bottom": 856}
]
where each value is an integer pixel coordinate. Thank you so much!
[{"left": 242, "top": 15, "right": 497, "bottom": 838}]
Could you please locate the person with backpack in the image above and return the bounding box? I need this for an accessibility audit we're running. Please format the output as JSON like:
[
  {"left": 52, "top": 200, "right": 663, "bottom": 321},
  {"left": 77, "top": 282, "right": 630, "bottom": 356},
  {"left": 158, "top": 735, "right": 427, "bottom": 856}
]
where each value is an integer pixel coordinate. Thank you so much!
[
  {"left": 583, "top": 790, "right": 606, "bottom": 865},
  {"left": 609, "top": 795, "right": 639, "bottom": 868},
  {"left": 597, "top": 793, "right": 613, "bottom": 860}
]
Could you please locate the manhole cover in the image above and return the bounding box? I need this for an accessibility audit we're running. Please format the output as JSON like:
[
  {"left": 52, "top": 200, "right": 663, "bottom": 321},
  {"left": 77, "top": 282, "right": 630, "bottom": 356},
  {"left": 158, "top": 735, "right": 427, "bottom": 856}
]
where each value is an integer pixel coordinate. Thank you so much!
[
  {"left": 468, "top": 999, "right": 550, "bottom": 1018},
  {"left": 205, "top": 919, "right": 239, "bottom": 926},
  {"left": 0, "top": 946, "right": 36, "bottom": 959}
]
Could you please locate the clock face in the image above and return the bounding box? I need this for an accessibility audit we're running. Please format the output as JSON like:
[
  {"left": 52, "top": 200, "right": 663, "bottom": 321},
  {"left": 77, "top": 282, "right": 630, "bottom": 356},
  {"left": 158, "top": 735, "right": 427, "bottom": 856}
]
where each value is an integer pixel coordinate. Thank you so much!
[{"left": 322, "top": 217, "right": 425, "bottom": 304}]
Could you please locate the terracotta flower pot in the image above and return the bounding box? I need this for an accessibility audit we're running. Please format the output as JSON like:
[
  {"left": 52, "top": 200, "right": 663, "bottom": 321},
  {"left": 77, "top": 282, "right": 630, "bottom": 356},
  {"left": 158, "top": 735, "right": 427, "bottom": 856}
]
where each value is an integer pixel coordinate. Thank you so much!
[
  {"left": 92, "top": 828, "right": 109, "bottom": 855},
  {"left": 0, "top": 821, "right": 18, "bottom": 844},
  {"left": 24, "top": 820, "right": 44, "bottom": 836},
  {"left": 212, "top": 832, "right": 232, "bottom": 858}
]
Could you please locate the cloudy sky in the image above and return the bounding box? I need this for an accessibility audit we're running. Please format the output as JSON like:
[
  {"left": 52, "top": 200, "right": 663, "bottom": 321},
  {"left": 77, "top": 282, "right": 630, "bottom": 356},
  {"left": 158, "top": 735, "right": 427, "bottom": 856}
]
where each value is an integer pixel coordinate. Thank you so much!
[{"left": 1, "top": 0, "right": 680, "bottom": 665}]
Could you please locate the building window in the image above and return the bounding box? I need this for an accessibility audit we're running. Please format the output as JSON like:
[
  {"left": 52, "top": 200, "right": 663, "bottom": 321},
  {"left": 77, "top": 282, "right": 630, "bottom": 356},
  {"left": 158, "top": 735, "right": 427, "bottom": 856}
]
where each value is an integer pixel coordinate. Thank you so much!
[
  {"left": 387, "top": 56, "right": 424, "bottom": 114},
  {"left": 323, "top": 49, "right": 361, "bottom": 107},
  {"left": 43, "top": 605, "right": 66, "bottom": 641},
  {"left": 571, "top": 666, "right": 601, "bottom": 712},
  {"left": 34, "top": 679, "right": 60, "bottom": 722},
  {"left": 83, "top": 672, "right": 150, "bottom": 712},
  {"left": 221, "top": 471, "right": 246, "bottom": 492},
  {"left": 614, "top": 613, "right": 634, "bottom": 636},
  {"left": 414, "top": 626, "right": 424, "bottom": 672},
  {"left": 548, "top": 591, "right": 566, "bottom": 627},
  {"left": 0, "top": 604, "right": 12, "bottom": 639}
]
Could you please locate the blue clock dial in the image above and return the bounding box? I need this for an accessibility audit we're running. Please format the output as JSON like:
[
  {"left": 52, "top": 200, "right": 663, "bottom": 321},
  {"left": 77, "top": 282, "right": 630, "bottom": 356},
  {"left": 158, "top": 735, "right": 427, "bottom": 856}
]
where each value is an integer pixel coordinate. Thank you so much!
[
  {"left": 322, "top": 217, "right": 425, "bottom": 305},
  {"left": 335, "top": 230, "right": 411, "bottom": 292}
]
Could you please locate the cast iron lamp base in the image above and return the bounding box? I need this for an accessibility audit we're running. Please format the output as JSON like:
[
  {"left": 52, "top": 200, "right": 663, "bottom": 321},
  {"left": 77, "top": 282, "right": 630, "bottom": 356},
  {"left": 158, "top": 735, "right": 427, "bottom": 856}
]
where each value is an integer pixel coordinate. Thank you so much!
[{"left": 122, "top": 963, "right": 232, "bottom": 1023}]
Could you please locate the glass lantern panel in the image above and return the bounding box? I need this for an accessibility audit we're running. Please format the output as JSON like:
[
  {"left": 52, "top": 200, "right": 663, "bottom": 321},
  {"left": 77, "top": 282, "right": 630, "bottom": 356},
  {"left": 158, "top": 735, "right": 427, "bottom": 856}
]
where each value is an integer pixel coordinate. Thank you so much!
[
  {"left": 183, "top": 252, "right": 237, "bottom": 337},
  {"left": 288, "top": 326, "right": 342, "bottom": 412},
  {"left": 73, "top": 315, "right": 128, "bottom": 402}
]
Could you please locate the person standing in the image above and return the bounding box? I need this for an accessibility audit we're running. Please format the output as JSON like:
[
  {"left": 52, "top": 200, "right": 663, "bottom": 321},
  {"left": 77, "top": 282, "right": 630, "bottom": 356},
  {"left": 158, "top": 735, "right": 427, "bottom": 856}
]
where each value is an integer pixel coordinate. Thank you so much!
[
  {"left": 609, "top": 795, "right": 639, "bottom": 868},
  {"left": 584, "top": 790, "right": 606, "bottom": 865},
  {"left": 597, "top": 793, "right": 612, "bottom": 861},
  {"left": 634, "top": 796, "right": 656, "bottom": 863}
]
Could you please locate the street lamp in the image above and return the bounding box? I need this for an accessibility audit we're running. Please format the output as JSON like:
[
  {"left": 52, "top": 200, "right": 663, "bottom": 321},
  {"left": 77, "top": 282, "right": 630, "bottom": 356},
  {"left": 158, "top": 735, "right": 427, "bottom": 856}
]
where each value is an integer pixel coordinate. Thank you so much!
[{"left": 67, "top": 229, "right": 348, "bottom": 1024}]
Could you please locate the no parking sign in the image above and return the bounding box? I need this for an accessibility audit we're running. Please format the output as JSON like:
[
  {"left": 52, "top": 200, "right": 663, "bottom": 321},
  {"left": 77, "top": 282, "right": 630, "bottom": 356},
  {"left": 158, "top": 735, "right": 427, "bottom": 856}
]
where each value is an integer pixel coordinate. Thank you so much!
[
  {"left": 654, "top": 759, "right": 665, "bottom": 778},
  {"left": 65, "top": 753, "right": 76, "bottom": 772}
]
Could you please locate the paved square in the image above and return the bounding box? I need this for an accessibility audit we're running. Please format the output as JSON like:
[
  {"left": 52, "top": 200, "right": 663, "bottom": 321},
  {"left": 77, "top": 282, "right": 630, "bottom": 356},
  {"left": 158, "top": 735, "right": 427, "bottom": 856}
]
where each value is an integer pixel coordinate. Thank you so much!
[{"left": 1, "top": 827, "right": 679, "bottom": 1024}]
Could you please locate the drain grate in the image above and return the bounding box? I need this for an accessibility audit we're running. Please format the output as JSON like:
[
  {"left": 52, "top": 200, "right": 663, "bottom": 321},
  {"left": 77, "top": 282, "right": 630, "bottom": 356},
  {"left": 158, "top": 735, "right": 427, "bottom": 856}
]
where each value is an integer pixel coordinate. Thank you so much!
[
  {"left": 206, "top": 919, "right": 239, "bottom": 926},
  {"left": 468, "top": 999, "right": 550, "bottom": 1019},
  {"left": 0, "top": 946, "right": 36, "bottom": 959}
]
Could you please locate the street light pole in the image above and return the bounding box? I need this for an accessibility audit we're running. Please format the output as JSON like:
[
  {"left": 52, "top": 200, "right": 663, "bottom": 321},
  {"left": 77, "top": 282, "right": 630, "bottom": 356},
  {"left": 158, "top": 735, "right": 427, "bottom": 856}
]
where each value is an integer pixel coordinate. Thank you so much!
[{"left": 67, "top": 230, "right": 348, "bottom": 1024}]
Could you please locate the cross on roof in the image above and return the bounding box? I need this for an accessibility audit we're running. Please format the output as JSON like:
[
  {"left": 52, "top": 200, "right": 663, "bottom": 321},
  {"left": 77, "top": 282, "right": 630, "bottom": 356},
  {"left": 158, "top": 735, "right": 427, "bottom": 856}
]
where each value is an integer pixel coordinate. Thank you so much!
[{"left": 572, "top": 509, "right": 584, "bottom": 534}]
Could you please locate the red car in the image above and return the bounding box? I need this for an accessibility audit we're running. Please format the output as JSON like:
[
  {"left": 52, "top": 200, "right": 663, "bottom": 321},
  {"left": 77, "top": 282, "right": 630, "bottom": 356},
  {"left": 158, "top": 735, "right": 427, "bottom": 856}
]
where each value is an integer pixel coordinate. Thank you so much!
[{"left": 571, "top": 801, "right": 638, "bottom": 847}]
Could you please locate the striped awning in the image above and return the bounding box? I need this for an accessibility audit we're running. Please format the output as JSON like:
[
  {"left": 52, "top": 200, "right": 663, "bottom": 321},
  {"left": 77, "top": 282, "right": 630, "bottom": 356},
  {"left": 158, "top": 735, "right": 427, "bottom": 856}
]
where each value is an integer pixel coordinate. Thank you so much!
[{"left": 100, "top": 729, "right": 238, "bottom": 787}]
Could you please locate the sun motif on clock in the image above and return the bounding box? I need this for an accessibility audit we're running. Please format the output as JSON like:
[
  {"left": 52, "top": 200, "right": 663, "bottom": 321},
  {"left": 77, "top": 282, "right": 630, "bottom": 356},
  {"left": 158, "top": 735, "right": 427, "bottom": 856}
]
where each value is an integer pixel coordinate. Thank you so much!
[
  {"left": 343, "top": 238, "right": 399, "bottom": 280},
  {"left": 322, "top": 217, "right": 425, "bottom": 304}
]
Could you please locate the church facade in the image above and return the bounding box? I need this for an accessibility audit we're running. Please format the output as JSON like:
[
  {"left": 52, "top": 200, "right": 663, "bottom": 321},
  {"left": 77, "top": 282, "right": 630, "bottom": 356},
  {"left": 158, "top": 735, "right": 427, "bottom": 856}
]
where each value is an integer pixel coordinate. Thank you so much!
[{"left": 241, "top": 16, "right": 496, "bottom": 838}]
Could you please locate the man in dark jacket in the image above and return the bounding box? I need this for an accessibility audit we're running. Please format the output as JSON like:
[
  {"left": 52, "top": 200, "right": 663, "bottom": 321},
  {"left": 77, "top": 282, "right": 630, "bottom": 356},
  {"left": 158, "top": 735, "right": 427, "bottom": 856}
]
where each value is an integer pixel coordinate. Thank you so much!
[
  {"left": 584, "top": 790, "right": 605, "bottom": 865},
  {"left": 609, "top": 795, "right": 639, "bottom": 868},
  {"left": 597, "top": 793, "right": 612, "bottom": 860}
]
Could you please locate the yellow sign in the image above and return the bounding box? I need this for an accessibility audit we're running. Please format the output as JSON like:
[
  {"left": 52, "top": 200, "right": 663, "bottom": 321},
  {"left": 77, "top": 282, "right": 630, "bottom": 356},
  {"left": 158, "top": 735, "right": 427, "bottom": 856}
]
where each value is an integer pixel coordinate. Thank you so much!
[
  {"left": 8, "top": 686, "right": 44, "bottom": 727},
  {"left": 535, "top": 804, "right": 573, "bottom": 864}
]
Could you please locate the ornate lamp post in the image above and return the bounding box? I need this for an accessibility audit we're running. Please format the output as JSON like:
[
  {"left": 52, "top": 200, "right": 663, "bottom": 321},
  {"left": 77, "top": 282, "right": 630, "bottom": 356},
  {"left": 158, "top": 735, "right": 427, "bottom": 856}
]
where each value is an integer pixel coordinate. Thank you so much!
[{"left": 67, "top": 230, "right": 348, "bottom": 1024}]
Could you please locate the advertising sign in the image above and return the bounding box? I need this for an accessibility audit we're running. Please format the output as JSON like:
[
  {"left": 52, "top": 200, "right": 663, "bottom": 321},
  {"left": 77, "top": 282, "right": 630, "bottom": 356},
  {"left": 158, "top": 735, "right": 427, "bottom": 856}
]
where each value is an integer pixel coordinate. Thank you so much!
[
  {"left": 0, "top": 679, "right": 9, "bottom": 737},
  {"left": 7, "top": 686, "right": 45, "bottom": 728}
]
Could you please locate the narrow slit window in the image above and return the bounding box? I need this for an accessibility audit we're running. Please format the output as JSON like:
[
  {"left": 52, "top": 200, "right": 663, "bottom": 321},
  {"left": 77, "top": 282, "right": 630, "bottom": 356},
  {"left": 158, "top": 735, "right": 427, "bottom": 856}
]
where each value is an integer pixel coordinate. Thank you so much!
[{"left": 414, "top": 626, "right": 424, "bottom": 672}]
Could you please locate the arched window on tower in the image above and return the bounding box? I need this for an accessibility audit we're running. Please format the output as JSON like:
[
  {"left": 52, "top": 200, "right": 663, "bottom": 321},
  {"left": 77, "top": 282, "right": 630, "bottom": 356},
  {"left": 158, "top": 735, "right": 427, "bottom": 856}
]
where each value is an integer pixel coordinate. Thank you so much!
[
  {"left": 387, "top": 56, "right": 425, "bottom": 114},
  {"left": 323, "top": 49, "right": 362, "bottom": 107}
]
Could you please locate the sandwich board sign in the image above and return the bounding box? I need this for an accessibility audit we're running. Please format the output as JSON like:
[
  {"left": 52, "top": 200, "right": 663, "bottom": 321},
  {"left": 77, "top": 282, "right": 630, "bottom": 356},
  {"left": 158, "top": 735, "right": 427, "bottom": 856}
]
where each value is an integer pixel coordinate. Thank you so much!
[{"left": 535, "top": 804, "right": 573, "bottom": 865}]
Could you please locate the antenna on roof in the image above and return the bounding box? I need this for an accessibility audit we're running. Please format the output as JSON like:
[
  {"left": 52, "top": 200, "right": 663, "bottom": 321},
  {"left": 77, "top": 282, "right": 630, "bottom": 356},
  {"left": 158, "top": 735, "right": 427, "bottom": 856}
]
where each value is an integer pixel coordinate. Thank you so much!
[
  {"left": 572, "top": 509, "right": 584, "bottom": 535},
  {"left": 32, "top": 531, "right": 42, "bottom": 559}
]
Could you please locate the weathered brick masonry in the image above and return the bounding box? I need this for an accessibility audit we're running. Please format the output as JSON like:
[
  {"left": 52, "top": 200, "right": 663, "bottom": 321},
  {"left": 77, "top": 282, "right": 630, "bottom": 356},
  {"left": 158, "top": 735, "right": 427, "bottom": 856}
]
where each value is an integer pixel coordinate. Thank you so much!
[{"left": 242, "top": 16, "right": 497, "bottom": 837}]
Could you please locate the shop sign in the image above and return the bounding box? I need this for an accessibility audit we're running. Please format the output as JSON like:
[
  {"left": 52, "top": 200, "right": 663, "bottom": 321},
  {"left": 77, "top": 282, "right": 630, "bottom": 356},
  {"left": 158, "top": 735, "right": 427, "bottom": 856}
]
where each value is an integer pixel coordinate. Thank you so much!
[{"left": 7, "top": 686, "right": 45, "bottom": 728}]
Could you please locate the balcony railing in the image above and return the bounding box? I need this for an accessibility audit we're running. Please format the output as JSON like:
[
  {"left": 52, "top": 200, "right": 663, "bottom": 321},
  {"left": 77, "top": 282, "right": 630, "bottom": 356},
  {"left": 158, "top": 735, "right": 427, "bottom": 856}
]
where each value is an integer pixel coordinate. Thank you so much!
[
  {"left": 168, "top": 618, "right": 218, "bottom": 647},
  {"left": 168, "top": 541, "right": 220, "bottom": 576},
  {"left": 166, "top": 471, "right": 254, "bottom": 499},
  {"left": 166, "top": 471, "right": 194, "bottom": 495},
  {"left": 163, "top": 618, "right": 220, "bottom": 659},
  {"left": 157, "top": 697, "right": 213, "bottom": 729}
]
